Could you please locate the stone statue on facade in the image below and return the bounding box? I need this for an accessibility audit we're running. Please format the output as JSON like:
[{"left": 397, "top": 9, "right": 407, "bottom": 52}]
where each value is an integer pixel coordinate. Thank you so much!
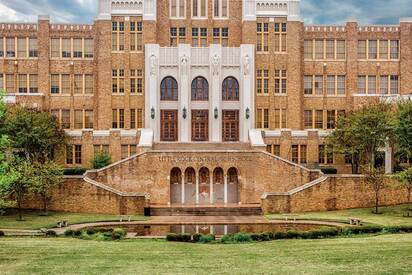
[
  {"left": 211, "top": 54, "right": 220, "bottom": 76},
  {"left": 180, "top": 54, "right": 189, "bottom": 76},
  {"left": 150, "top": 54, "right": 157, "bottom": 76},
  {"left": 243, "top": 54, "right": 250, "bottom": 76}
]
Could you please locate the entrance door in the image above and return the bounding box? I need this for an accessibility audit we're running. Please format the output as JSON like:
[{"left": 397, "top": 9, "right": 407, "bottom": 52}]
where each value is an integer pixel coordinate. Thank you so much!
[
  {"left": 222, "top": 110, "right": 239, "bottom": 142},
  {"left": 161, "top": 110, "right": 178, "bottom": 141},
  {"left": 192, "top": 110, "right": 209, "bottom": 141}
]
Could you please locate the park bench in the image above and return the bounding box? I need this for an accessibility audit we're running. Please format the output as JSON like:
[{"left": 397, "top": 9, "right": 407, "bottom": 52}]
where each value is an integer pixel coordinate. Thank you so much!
[
  {"left": 349, "top": 217, "right": 362, "bottom": 226},
  {"left": 119, "top": 216, "right": 132, "bottom": 222},
  {"left": 57, "top": 221, "right": 68, "bottom": 228}
]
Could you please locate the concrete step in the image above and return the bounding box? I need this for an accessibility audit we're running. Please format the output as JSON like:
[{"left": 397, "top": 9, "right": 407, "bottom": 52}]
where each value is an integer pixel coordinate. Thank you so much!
[{"left": 149, "top": 205, "right": 263, "bottom": 216}]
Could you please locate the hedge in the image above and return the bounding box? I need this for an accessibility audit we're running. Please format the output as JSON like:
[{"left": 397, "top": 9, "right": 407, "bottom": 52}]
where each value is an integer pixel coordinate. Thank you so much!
[
  {"left": 320, "top": 167, "right": 338, "bottom": 174},
  {"left": 63, "top": 167, "right": 87, "bottom": 175},
  {"left": 0, "top": 231, "right": 4, "bottom": 237}
]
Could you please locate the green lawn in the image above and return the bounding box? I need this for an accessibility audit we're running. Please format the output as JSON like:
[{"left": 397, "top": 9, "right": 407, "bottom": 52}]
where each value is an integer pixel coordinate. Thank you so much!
[
  {"left": 267, "top": 204, "right": 412, "bottom": 226},
  {"left": 0, "top": 210, "right": 147, "bottom": 230},
  {"left": 0, "top": 235, "right": 411, "bottom": 274}
]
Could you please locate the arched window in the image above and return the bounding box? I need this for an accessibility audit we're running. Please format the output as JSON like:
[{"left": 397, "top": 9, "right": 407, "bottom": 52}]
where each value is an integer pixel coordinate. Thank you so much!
[
  {"left": 222, "top": 77, "right": 239, "bottom": 101},
  {"left": 191, "top": 76, "right": 209, "bottom": 101},
  {"left": 161, "top": 77, "right": 178, "bottom": 101}
]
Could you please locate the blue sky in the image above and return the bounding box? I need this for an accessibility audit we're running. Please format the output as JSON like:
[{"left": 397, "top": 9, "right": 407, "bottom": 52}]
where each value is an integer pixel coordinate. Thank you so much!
[{"left": 0, "top": 0, "right": 411, "bottom": 25}]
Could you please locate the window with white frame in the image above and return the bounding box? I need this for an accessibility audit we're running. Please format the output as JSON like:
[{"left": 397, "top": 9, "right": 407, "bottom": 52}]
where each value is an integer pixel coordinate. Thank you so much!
[
  {"left": 192, "top": 0, "right": 207, "bottom": 18},
  {"left": 170, "top": 0, "right": 185, "bottom": 18},
  {"left": 213, "top": 0, "right": 228, "bottom": 18}
]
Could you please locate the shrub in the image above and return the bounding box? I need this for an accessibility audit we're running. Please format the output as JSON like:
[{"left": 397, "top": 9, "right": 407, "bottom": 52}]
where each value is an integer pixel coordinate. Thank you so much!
[
  {"left": 250, "top": 233, "right": 260, "bottom": 241},
  {"left": 285, "top": 230, "right": 300, "bottom": 239},
  {"left": 91, "top": 151, "right": 112, "bottom": 169},
  {"left": 166, "top": 233, "right": 178, "bottom": 242},
  {"left": 260, "top": 232, "right": 273, "bottom": 241},
  {"left": 220, "top": 234, "right": 234, "bottom": 243},
  {"left": 305, "top": 228, "right": 339, "bottom": 239},
  {"left": 192, "top": 233, "right": 202, "bottom": 242},
  {"left": 73, "top": 230, "right": 82, "bottom": 237},
  {"left": 181, "top": 234, "right": 191, "bottom": 242},
  {"left": 233, "top": 232, "right": 252, "bottom": 243},
  {"left": 46, "top": 230, "right": 57, "bottom": 237},
  {"left": 342, "top": 225, "right": 383, "bottom": 235},
  {"left": 383, "top": 225, "right": 412, "bottom": 234},
  {"left": 86, "top": 227, "right": 97, "bottom": 235},
  {"left": 0, "top": 231, "right": 4, "bottom": 237},
  {"left": 273, "top": 232, "right": 287, "bottom": 240},
  {"left": 320, "top": 167, "right": 338, "bottom": 174},
  {"left": 199, "top": 234, "right": 215, "bottom": 243},
  {"left": 64, "top": 229, "right": 75, "bottom": 237},
  {"left": 63, "top": 167, "right": 87, "bottom": 175},
  {"left": 111, "top": 228, "right": 126, "bottom": 240}
]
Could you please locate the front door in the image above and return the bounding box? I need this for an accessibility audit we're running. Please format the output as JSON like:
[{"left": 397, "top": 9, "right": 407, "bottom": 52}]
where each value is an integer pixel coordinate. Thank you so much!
[
  {"left": 192, "top": 110, "right": 209, "bottom": 141},
  {"left": 222, "top": 110, "right": 239, "bottom": 142},
  {"left": 161, "top": 110, "right": 178, "bottom": 141}
]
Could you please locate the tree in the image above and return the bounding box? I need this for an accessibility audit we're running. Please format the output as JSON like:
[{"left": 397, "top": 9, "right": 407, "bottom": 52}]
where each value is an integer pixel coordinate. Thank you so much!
[
  {"left": 396, "top": 167, "right": 412, "bottom": 216},
  {"left": 91, "top": 151, "right": 112, "bottom": 169},
  {"left": 2, "top": 107, "right": 66, "bottom": 163},
  {"left": 393, "top": 100, "right": 412, "bottom": 164},
  {"left": 30, "top": 161, "right": 64, "bottom": 215},
  {"left": 326, "top": 114, "right": 361, "bottom": 174}
]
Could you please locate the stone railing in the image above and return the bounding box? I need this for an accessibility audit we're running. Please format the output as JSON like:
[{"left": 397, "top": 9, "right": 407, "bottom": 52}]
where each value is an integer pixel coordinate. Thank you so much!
[
  {"left": 0, "top": 23, "right": 37, "bottom": 30},
  {"left": 305, "top": 26, "right": 346, "bottom": 32},
  {"left": 50, "top": 24, "right": 93, "bottom": 31}
]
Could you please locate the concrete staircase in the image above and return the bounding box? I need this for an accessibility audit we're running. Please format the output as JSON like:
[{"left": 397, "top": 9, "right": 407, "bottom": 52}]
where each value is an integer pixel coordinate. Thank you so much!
[{"left": 149, "top": 205, "right": 263, "bottom": 216}]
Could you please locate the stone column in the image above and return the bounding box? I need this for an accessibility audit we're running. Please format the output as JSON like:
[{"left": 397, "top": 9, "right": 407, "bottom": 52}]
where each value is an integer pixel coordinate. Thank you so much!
[
  {"left": 210, "top": 173, "right": 213, "bottom": 204},
  {"left": 385, "top": 140, "right": 393, "bottom": 174},
  {"left": 181, "top": 171, "right": 185, "bottom": 204},
  {"left": 240, "top": 45, "right": 255, "bottom": 143},
  {"left": 209, "top": 44, "right": 222, "bottom": 142},
  {"left": 179, "top": 44, "right": 191, "bottom": 142},
  {"left": 224, "top": 173, "right": 228, "bottom": 204},
  {"left": 195, "top": 170, "right": 199, "bottom": 204},
  {"left": 145, "top": 44, "right": 160, "bottom": 141}
]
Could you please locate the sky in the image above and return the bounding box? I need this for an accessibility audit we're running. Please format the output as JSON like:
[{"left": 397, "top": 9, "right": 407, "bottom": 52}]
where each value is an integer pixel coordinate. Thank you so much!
[{"left": 0, "top": 0, "right": 411, "bottom": 25}]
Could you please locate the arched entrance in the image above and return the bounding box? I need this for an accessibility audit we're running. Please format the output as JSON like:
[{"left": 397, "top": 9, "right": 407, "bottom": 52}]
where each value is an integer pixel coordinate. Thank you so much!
[
  {"left": 184, "top": 167, "right": 196, "bottom": 204},
  {"left": 198, "top": 167, "right": 210, "bottom": 204},
  {"left": 227, "top": 167, "right": 239, "bottom": 204},
  {"left": 213, "top": 168, "right": 224, "bottom": 204},
  {"left": 170, "top": 168, "right": 182, "bottom": 204}
]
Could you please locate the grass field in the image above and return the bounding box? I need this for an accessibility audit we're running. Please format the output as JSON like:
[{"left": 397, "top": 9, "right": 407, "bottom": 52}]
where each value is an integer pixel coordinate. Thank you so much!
[
  {"left": 267, "top": 204, "right": 412, "bottom": 226},
  {"left": 0, "top": 210, "right": 147, "bottom": 230},
  {"left": 0, "top": 234, "right": 411, "bottom": 274}
]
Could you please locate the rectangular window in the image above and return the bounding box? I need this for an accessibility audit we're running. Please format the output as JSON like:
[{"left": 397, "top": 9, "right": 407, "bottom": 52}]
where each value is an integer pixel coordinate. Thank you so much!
[
  {"left": 112, "top": 21, "right": 124, "bottom": 51},
  {"left": 380, "top": 75, "right": 388, "bottom": 94},
  {"left": 256, "top": 69, "right": 269, "bottom": 95},
  {"left": 304, "top": 40, "right": 313, "bottom": 60},
  {"left": 274, "top": 109, "right": 287, "bottom": 129},
  {"left": 390, "top": 75, "right": 398, "bottom": 94},
  {"left": 29, "top": 38, "right": 38, "bottom": 57},
  {"left": 29, "top": 74, "right": 38, "bottom": 93},
  {"left": 315, "top": 39, "right": 324, "bottom": 59},
  {"left": 51, "top": 74, "right": 60, "bottom": 94},
  {"left": 130, "top": 21, "right": 143, "bottom": 51},
  {"left": 292, "top": 145, "right": 299, "bottom": 163},
  {"left": 336, "top": 40, "right": 346, "bottom": 59},
  {"left": 74, "top": 145, "right": 82, "bottom": 164},
  {"left": 61, "top": 74, "right": 71, "bottom": 94},
  {"left": 256, "top": 108, "right": 269, "bottom": 129},
  {"left": 314, "top": 75, "right": 323, "bottom": 95},
  {"left": 112, "top": 109, "right": 125, "bottom": 129},
  {"left": 390, "top": 40, "right": 399, "bottom": 59},
  {"left": 368, "top": 40, "right": 377, "bottom": 59},
  {"left": 94, "top": 145, "right": 109, "bottom": 155},
  {"left": 74, "top": 110, "right": 83, "bottom": 129},
  {"left": 274, "top": 70, "right": 286, "bottom": 94},
  {"left": 6, "top": 38, "right": 15, "bottom": 57},
  {"left": 304, "top": 110, "right": 313, "bottom": 128},
  {"left": 112, "top": 69, "right": 124, "bottom": 93},
  {"left": 318, "top": 145, "right": 325, "bottom": 164},
  {"left": 213, "top": 28, "right": 229, "bottom": 46},
  {"left": 191, "top": 27, "right": 207, "bottom": 47},
  {"left": 325, "top": 39, "right": 334, "bottom": 59},
  {"left": 85, "top": 110, "right": 93, "bottom": 129},
  {"left": 358, "top": 76, "right": 366, "bottom": 94},
  {"left": 274, "top": 22, "right": 287, "bottom": 52},
  {"left": 300, "top": 145, "right": 307, "bottom": 164},
  {"left": 368, "top": 75, "right": 376, "bottom": 94},
  {"left": 379, "top": 40, "right": 388, "bottom": 59},
  {"left": 74, "top": 74, "right": 83, "bottom": 94},
  {"left": 62, "top": 38, "right": 71, "bottom": 58},
  {"left": 327, "top": 110, "right": 336, "bottom": 129},
  {"left": 214, "top": 0, "right": 228, "bottom": 18},
  {"left": 51, "top": 38, "right": 60, "bottom": 58},
  {"left": 304, "top": 75, "right": 313, "bottom": 95},
  {"left": 337, "top": 75, "right": 346, "bottom": 95},
  {"left": 192, "top": 0, "right": 206, "bottom": 17},
  {"left": 73, "top": 38, "right": 82, "bottom": 58},
  {"left": 5, "top": 74, "right": 14, "bottom": 93},
  {"left": 0, "top": 37, "right": 4, "bottom": 57},
  {"left": 17, "top": 38, "right": 27, "bottom": 58},
  {"left": 61, "top": 110, "right": 70, "bottom": 129},
  {"left": 358, "top": 40, "right": 366, "bottom": 59},
  {"left": 130, "top": 109, "right": 136, "bottom": 129},
  {"left": 18, "top": 74, "right": 27, "bottom": 93},
  {"left": 256, "top": 23, "right": 269, "bottom": 52},
  {"left": 85, "top": 74, "right": 93, "bottom": 94},
  {"left": 327, "top": 76, "right": 335, "bottom": 95},
  {"left": 315, "top": 110, "right": 323, "bottom": 129},
  {"left": 84, "top": 38, "right": 94, "bottom": 58},
  {"left": 66, "top": 145, "right": 73, "bottom": 164}
]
